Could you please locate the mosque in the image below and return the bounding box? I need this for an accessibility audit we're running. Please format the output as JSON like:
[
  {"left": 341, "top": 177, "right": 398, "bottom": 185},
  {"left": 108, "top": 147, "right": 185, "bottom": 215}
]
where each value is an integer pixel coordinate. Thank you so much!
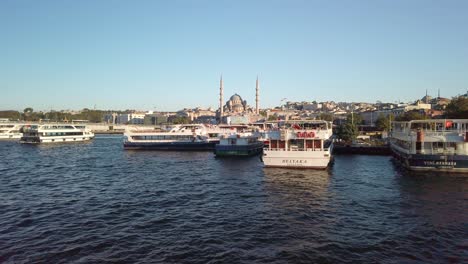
[{"left": 217, "top": 76, "right": 261, "bottom": 124}]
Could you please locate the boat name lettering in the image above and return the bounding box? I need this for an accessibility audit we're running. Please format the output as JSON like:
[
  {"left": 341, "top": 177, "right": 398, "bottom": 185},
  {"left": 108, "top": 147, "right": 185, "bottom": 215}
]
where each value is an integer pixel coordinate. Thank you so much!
[
  {"left": 296, "top": 132, "right": 315, "bottom": 138},
  {"left": 282, "top": 159, "right": 308, "bottom": 164},
  {"left": 423, "top": 161, "right": 456, "bottom": 166}
]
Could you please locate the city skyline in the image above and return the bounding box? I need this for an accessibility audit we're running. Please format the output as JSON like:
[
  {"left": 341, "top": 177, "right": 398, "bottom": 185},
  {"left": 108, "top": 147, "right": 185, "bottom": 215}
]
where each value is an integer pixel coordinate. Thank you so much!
[{"left": 1, "top": 0, "right": 468, "bottom": 111}]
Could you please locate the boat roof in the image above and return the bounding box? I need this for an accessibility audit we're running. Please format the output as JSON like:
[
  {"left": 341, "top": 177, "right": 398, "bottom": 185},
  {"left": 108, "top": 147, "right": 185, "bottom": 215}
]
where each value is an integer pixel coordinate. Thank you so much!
[{"left": 393, "top": 119, "right": 468, "bottom": 124}]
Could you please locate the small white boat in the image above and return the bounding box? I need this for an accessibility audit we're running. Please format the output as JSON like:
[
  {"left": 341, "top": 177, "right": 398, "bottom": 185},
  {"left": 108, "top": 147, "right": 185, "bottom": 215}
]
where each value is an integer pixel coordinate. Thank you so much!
[
  {"left": 0, "top": 124, "right": 23, "bottom": 140},
  {"left": 20, "top": 124, "right": 94, "bottom": 144}
]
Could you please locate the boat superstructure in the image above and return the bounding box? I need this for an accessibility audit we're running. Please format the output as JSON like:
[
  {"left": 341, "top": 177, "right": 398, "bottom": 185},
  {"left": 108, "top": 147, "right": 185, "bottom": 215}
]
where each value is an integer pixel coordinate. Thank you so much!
[
  {"left": 390, "top": 119, "right": 468, "bottom": 173},
  {"left": 124, "top": 124, "right": 230, "bottom": 150},
  {"left": 0, "top": 123, "right": 23, "bottom": 140},
  {"left": 214, "top": 128, "right": 264, "bottom": 157},
  {"left": 262, "top": 120, "right": 334, "bottom": 169},
  {"left": 20, "top": 124, "right": 94, "bottom": 144}
]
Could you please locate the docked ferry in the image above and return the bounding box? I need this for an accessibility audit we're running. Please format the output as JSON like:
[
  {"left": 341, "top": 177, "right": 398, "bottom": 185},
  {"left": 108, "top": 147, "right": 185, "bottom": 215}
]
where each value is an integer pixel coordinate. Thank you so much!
[
  {"left": 214, "top": 132, "right": 264, "bottom": 157},
  {"left": 262, "top": 120, "right": 334, "bottom": 169},
  {"left": 20, "top": 124, "right": 94, "bottom": 144},
  {"left": 390, "top": 119, "right": 468, "bottom": 173},
  {"left": 124, "top": 124, "right": 226, "bottom": 150},
  {"left": 0, "top": 124, "right": 23, "bottom": 140}
]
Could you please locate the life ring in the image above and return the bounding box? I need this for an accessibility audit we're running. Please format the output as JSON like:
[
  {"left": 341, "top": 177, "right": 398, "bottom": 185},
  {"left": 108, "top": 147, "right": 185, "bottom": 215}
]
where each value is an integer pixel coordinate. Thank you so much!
[
  {"left": 308, "top": 132, "right": 315, "bottom": 138},
  {"left": 296, "top": 132, "right": 303, "bottom": 138}
]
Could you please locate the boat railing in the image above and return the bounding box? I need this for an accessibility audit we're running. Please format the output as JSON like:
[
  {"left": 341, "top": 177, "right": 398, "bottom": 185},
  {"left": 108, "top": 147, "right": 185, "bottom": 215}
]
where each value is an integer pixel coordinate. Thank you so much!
[{"left": 265, "top": 148, "right": 330, "bottom": 152}]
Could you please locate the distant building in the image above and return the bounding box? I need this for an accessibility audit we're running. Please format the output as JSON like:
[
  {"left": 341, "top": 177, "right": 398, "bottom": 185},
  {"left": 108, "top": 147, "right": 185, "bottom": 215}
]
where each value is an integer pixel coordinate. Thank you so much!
[
  {"left": 144, "top": 114, "right": 168, "bottom": 125},
  {"left": 103, "top": 113, "right": 119, "bottom": 124},
  {"left": 404, "top": 100, "right": 431, "bottom": 111},
  {"left": 303, "top": 103, "right": 322, "bottom": 111},
  {"left": 178, "top": 107, "right": 216, "bottom": 122},
  {"left": 117, "top": 113, "right": 145, "bottom": 124}
]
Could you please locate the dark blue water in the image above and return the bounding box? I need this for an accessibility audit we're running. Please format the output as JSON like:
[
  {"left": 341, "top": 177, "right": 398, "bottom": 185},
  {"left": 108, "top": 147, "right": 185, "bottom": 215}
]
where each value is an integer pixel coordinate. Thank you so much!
[{"left": 0, "top": 135, "right": 466, "bottom": 263}]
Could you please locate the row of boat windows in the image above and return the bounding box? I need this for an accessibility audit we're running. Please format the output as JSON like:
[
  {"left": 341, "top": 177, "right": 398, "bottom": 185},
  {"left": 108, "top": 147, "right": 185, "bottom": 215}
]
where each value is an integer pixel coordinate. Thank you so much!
[
  {"left": 25, "top": 132, "right": 85, "bottom": 137},
  {"left": 132, "top": 135, "right": 199, "bottom": 140},
  {"left": 225, "top": 138, "right": 259, "bottom": 144},
  {"left": 392, "top": 139, "right": 411, "bottom": 150},
  {"left": 394, "top": 139, "right": 461, "bottom": 151},
  {"left": 42, "top": 126, "right": 81, "bottom": 130},
  {"left": 269, "top": 139, "right": 324, "bottom": 150},
  {"left": 394, "top": 122, "right": 468, "bottom": 131},
  {"left": 419, "top": 142, "right": 459, "bottom": 150}
]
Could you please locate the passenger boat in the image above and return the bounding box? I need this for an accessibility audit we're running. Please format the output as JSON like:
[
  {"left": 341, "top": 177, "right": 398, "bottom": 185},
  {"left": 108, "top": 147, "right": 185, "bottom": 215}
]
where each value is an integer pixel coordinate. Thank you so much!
[
  {"left": 124, "top": 124, "right": 226, "bottom": 150},
  {"left": 20, "top": 124, "right": 95, "bottom": 144},
  {"left": 0, "top": 124, "right": 23, "bottom": 140},
  {"left": 262, "top": 120, "right": 334, "bottom": 169},
  {"left": 390, "top": 119, "right": 468, "bottom": 173},
  {"left": 214, "top": 132, "right": 264, "bottom": 157}
]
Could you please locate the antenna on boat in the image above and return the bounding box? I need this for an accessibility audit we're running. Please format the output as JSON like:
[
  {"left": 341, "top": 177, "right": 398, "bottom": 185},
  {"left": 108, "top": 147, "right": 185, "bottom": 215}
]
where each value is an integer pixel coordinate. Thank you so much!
[
  {"left": 219, "top": 74, "right": 224, "bottom": 124},
  {"left": 256, "top": 75, "right": 259, "bottom": 115}
]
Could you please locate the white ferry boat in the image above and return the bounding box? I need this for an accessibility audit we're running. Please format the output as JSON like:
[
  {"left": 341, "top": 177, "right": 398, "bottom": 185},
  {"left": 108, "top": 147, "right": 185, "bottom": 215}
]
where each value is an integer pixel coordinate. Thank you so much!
[
  {"left": 214, "top": 131, "right": 264, "bottom": 157},
  {"left": 390, "top": 119, "right": 468, "bottom": 173},
  {"left": 20, "top": 124, "right": 95, "bottom": 144},
  {"left": 0, "top": 124, "right": 23, "bottom": 140},
  {"left": 262, "top": 120, "right": 334, "bottom": 169},
  {"left": 124, "top": 124, "right": 226, "bottom": 150}
]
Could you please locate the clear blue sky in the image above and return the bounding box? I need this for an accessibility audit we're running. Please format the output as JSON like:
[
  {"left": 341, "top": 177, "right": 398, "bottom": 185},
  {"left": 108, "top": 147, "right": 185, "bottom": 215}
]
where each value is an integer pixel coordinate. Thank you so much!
[{"left": 1, "top": 0, "right": 467, "bottom": 111}]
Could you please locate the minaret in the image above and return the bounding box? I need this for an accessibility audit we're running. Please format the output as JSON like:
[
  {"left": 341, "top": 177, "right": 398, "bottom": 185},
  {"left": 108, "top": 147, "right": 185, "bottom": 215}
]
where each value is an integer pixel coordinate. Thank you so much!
[
  {"left": 255, "top": 76, "right": 259, "bottom": 115},
  {"left": 219, "top": 75, "right": 224, "bottom": 122},
  {"left": 438, "top": 88, "right": 440, "bottom": 98}
]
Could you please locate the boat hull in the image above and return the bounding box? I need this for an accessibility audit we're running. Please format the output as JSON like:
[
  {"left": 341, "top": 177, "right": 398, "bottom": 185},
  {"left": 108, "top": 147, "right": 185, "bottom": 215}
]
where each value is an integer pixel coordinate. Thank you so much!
[
  {"left": 214, "top": 143, "right": 264, "bottom": 157},
  {"left": 124, "top": 141, "right": 217, "bottom": 151},
  {"left": 391, "top": 145, "right": 468, "bottom": 173},
  {"left": 262, "top": 150, "right": 332, "bottom": 169},
  {"left": 20, "top": 136, "right": 94, "bottom": 144}
]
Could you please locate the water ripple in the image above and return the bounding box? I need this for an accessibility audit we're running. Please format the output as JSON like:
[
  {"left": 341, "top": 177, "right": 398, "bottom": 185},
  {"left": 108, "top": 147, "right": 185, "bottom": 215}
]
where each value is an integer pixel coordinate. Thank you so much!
[{"left": 0, "top": 136, "right": 466, "bottom": 263}]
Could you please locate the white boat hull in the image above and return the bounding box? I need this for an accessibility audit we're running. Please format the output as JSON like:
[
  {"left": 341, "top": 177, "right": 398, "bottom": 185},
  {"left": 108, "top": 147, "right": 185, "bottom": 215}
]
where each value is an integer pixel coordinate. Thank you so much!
[
  {"left": 262, "top": 150, "right": 332, "bottom": 169},
  {"left": 21, "top": 136, "right": 94, "bottom": 144},
  {"left": 0, "top": 133, "right": 22, "bottom": 140}
]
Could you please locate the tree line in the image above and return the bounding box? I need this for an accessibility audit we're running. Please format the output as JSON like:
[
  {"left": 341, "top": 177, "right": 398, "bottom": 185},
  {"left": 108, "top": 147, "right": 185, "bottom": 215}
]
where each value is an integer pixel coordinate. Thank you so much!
[{"left": 0, "top": 108, "right": 117, "bottom": 123}]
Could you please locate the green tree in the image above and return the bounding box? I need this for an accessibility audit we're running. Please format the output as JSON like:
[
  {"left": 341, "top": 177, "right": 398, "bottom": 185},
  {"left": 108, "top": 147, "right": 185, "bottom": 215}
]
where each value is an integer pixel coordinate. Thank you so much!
[
  {"left": 395, "top": 111, "right": 427, "bottom": 121},
  {"left": 375, "top": 113, "right": 394, "bottom": 131},
  {"left": 172, "top": 116, "right": 191, "bottom": 124},
  {"left": 346, "top": 113, "right": 363, "bottom": 125},
  {"left": 23, "top": 107, "right": 33, "bottom": 114},
  {"left": 23, "top": 107, "right": 34, "bottom": 121},
  {"left": 0, "top": 111, "right": 21, "bottom": 120},
  {"left": 336, "top": 121, "right": 358, "bottom": 142},
  {"left": 267, "top": 115, "right": 278, "bottom": 121},
  {"left": 445, "top": 96, "right": 468, "bottom": 118},
  {"left": 318, "top": 113, "right": 333, "bottom": 122}
]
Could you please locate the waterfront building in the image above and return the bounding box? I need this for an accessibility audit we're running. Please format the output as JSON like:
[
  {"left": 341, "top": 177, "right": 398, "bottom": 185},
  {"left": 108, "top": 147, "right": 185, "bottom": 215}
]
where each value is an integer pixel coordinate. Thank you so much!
[
  {"left": 117, "top": 113, "right": 145, "bottom": 124},
  {"left": 179, "top": 107, "right": 216, "bottom": 122},
  {"left": 144, "top": 113, "right": 168, "bottom": 125}
]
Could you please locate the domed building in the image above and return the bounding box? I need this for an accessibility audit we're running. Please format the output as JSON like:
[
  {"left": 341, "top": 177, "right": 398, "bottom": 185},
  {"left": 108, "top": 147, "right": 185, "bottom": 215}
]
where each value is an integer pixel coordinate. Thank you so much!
[
  {"left": 224, "top": 94, "right": 250, "bottom": 114},
  {"left": 217, "top": 76, "right": 262, "bottom": 124}
]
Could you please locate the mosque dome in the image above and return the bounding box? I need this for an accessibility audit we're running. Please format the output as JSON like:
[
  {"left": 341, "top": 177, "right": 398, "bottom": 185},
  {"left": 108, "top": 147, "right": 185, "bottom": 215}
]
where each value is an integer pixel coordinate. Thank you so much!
[{"left": 230, "top": 94, "right": 242, "bottom": 104}]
